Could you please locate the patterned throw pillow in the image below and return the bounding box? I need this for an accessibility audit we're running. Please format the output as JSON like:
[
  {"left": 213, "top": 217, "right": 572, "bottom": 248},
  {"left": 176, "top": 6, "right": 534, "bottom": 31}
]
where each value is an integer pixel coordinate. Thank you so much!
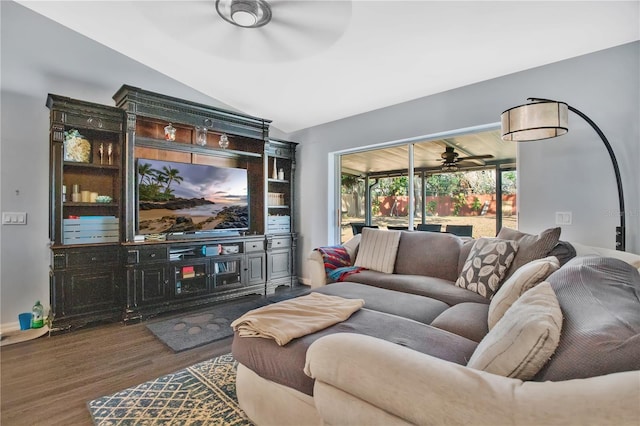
[
  {"left": 354, "top": 228, "right": 401, "bottom": 274},
  {"left": 487, "top": 256, "right": 560, "bottom": 329},
  {"left": 455, "top": 238, "right": 519, "bottom": 299},
  {"left": 467, "top": 282, "right": 563, "bottom": 380}
]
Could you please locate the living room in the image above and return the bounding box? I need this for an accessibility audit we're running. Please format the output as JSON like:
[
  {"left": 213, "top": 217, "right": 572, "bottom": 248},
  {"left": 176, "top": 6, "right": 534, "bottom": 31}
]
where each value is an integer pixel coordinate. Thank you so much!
[{"left": 1, "top": 1, "right": 639, "bottom": 425}]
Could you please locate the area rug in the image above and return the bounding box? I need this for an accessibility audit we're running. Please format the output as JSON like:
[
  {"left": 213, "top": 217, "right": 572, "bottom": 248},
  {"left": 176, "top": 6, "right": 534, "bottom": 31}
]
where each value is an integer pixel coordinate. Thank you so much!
[
  {"left": 146, "top": 288, "right": 309, "bottom": 352},
  {"left": 88, "top": 353, "right": 254, "bottom": 426}
]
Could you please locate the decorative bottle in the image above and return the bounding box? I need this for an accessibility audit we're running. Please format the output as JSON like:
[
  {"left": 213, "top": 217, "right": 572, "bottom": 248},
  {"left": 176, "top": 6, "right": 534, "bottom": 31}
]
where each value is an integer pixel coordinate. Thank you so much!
[
  {"left": 272, "top": 158, "right": 278, "bottom": 180},
  {"left": 31, "top": 300, "right": 44, "bottom": 329}
]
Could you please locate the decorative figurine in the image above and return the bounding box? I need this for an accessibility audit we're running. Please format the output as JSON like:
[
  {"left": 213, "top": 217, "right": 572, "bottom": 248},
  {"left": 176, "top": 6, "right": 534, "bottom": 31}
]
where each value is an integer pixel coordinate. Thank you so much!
[
  {"left": 107, "top": 143, "right": 113, "bottom": 165},
  {"left": 164, "top": 123, "right": 176, "bottom": 141}
]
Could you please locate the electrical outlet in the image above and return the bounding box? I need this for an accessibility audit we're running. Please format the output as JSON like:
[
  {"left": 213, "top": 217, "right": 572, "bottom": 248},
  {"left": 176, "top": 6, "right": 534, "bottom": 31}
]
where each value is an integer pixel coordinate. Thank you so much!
[
  {"left": 2, "top": 212, "right": 27, "bottom": 225},
  {"left": 555, "top": 211, "right": 572, "bottom": 225}
]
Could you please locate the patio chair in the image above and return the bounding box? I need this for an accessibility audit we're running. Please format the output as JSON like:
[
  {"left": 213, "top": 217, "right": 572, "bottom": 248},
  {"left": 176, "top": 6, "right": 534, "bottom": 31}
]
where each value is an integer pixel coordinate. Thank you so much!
[
  {"left": 351, "top": 223, "right": 379, "bottom": 235},
  {"left": 416, "top": 224, "right": 442, "bottom": 232},
  {"left": 387, "top": 226, "right": 409, "bottom": 230},
  {"left": 445, "top": 224, "right": 473, "bottom": 237}
]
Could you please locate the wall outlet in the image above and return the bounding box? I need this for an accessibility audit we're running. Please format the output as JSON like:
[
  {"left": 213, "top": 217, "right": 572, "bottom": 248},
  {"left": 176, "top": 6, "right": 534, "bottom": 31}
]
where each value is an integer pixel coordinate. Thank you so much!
[
  {"left": 2, "top": 212, "right": 27, "bottom": 225},
  {"left": 555, "top": 211, "right": 572, "bottom": 225}
]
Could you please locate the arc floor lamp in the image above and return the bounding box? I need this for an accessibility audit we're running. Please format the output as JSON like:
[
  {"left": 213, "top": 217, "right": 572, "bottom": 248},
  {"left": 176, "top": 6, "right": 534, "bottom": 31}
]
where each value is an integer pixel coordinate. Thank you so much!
[{"left": 500, "top": 98, "right": 625, "bottom": 251}]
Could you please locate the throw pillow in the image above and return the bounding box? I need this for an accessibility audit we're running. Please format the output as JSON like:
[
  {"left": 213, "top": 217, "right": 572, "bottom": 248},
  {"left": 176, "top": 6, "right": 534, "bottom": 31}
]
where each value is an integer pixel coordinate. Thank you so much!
[
  {"left": 354, "top": 228, "right": 401, "bottom": 274},
  {"left": 455, "top": 238, "right": 519, "bottom": 299},
  {"left": 487, "top": 256, "right": 560, "bottom": 330},
  {"left": 497, "top": 227, "right": 561, "bottom": 279},
  {"left": 467, "top": 282, "right": 563, "bottom": 380}
]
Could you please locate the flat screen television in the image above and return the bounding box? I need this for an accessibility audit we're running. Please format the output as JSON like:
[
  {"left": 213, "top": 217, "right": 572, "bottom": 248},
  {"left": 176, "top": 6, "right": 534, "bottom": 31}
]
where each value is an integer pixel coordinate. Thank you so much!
[{"left": 136, "top": 159, "right": 249, "bottom": 235}]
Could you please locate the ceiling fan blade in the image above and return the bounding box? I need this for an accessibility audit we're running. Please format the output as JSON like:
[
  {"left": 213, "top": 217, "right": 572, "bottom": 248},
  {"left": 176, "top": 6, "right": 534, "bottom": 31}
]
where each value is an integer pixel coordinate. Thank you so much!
[
  {"left": 458, "top": 154, "right": 494, "bottom": 161},
  {"left": 135, "top": 1, "right": 352, "bottom": 63}
]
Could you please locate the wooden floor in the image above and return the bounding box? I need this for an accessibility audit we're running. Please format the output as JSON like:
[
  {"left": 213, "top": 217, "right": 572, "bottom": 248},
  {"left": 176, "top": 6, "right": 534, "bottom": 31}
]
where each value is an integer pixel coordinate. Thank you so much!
[
  {"left": 1, "top": 316, "right": 233, "bottom": 425},
  {"left": 1, "top": 285, "right": 309, "bottom": 425}
]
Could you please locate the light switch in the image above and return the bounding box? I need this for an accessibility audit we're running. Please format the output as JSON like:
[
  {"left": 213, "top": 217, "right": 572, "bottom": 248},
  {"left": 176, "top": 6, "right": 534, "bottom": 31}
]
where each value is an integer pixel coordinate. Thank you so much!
[
  {"left": 2, "top": 212, "right": 27, "bottom": 225},
  {"left": 555, "top": 211, "right": 572, "bottom": 225}
]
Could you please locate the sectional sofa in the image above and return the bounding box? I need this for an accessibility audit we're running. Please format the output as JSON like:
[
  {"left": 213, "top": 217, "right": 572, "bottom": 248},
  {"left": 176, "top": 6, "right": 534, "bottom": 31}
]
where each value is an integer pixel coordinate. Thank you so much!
[{"left": 232, "top": 227, "right": 640, "bottom": 425}]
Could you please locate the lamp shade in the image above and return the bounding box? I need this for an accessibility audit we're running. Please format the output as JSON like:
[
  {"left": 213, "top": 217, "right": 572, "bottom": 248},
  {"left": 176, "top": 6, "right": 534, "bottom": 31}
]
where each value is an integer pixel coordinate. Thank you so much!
[{"left": 501, "top": 100, "right": 569, "bottom": 141}]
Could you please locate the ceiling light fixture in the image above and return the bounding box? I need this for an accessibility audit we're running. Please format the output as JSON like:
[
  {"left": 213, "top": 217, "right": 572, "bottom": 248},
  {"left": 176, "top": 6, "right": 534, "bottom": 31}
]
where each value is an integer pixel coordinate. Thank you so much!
[
  {"left": 501, "top": 97, "right": 625, "bottom": 251},
  {"left": 441, "top": 162, "right": 458, "bottom": 172},
  {"left": 216, "top": 0, "right": 272, "bottom": 28}
]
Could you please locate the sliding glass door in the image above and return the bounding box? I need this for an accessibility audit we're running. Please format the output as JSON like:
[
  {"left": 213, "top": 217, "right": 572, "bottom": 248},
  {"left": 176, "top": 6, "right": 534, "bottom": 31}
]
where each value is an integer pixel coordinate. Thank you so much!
[{"left": 338, "top": 128, "right": 517, "bottom": 242}]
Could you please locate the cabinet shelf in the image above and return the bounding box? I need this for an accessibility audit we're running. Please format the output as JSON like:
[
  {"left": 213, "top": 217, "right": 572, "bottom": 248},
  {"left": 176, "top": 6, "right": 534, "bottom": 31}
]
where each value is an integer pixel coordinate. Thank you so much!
[
  {"left": 64, "top": 202, "right": 118, "bottom": 207},
  {"left": 63, "top": 162, "right": 119, "bottom": 170},
  {"left": 268, "top": 178, "right": 289, "bottom": 184},
  {"left": 135, "top": 136, "right": 262, "bottom": 159},
  {"left": 268, "top": 205, "right": 290, "bottom": 209}
]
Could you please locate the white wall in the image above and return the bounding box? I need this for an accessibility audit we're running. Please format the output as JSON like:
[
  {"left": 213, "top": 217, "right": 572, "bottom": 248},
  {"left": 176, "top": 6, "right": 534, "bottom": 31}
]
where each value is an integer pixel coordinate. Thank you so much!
[{"left": 287, "top": 42, "right": 639, "bottom": 283}]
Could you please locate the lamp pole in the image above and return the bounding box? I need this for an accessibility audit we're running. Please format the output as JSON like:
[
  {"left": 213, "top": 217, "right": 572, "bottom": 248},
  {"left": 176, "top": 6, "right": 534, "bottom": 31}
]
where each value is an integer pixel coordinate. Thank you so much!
[{"left": 529, "top": 98, "right": 626, "bottom": 251}]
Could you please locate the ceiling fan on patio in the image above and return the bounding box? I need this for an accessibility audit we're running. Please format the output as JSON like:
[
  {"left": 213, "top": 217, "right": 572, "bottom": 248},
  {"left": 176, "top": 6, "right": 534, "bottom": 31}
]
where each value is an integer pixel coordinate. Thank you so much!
[{"left": 439, "top": 147, "right": 493, "bottom": 172}]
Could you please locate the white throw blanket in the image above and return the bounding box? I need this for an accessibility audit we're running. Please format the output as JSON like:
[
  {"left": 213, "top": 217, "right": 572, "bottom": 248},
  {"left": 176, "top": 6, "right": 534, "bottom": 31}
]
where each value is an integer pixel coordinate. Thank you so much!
[{"left": 231, "top": 292, "right": 365, "bottom": 346}]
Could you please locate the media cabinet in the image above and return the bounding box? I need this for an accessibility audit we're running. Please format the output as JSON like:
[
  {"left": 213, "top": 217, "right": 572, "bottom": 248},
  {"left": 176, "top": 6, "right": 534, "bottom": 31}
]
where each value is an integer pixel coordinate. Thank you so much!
[{"left": 47, "top": 86, "right": 297, "bottom": 332}]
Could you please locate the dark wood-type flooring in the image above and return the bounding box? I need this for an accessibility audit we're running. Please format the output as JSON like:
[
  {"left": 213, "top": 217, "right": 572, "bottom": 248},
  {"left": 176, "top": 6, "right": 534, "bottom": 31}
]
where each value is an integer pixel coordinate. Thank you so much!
[{"left": 1, "top": 286, "right": 308, "bottom": 426}]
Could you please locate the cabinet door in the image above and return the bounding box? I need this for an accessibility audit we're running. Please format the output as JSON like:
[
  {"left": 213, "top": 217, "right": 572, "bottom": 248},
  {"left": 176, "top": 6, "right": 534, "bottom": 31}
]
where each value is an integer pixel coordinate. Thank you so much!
[
  {"left": 213, "top": 256, "right": 243, "bottom": 290},
  {"left": 135, "top": 265, "right": 169, "bottom": 305},
  {"left": 268, "top": 250, "right": 291, "bottom": 280},
  {"left": 60, "top": 268, "right": 120, "bottom": 316},
  {"left": 172, "top": 261, "right": 210, "bottom": 297},
  {"left": 246, "top": 253, "right": 266, "bottom": 285}
]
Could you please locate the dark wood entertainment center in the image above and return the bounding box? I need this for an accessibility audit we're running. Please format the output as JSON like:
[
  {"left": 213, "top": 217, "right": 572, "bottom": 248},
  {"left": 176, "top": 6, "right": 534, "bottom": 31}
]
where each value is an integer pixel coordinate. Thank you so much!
[{"left": 47, "top": 86, "right": 297, "bottom": 331}]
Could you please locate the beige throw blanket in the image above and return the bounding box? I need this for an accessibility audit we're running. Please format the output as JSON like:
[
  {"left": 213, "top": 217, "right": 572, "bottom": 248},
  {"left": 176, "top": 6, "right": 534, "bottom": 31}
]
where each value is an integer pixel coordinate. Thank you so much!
[{"left": 231, "top": 292, "right": 365, "bottom": 346}]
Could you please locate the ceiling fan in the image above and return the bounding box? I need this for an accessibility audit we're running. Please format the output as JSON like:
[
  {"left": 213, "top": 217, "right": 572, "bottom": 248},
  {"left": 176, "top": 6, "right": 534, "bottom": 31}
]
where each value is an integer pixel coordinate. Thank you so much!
[
  {"left": 439, "top": 146, "right": 493, "bottom": 171},
  {"left": 136, "top": 1, "right": 352, "bottom": 63}
]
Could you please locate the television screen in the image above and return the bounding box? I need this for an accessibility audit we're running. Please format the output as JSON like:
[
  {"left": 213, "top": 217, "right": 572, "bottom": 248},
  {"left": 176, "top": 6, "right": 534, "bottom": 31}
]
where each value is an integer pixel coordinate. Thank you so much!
[{"left": 136, "top": 159, "right": 249, "bottom": 235}]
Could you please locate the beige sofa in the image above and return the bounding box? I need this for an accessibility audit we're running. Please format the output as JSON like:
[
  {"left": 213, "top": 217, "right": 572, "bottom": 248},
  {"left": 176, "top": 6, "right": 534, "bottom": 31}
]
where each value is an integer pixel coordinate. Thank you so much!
[{"left": 233, "top": 229, "right": 640, "bottom": 425}]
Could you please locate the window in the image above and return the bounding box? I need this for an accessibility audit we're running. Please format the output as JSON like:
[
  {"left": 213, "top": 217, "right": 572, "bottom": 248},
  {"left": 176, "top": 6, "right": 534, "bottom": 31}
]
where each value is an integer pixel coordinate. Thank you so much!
[{"left": 339, "top": 128, "right": 516, "bottom": 242}]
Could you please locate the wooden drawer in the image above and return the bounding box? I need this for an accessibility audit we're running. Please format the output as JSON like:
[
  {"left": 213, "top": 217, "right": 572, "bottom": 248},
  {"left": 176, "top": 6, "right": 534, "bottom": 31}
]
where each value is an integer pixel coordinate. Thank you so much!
[
  {"left": 271, "top": 236, "right": 291, "bottom": 250},
  {"left": 126, "top": 247, "right": 168, "bottom": 264},
  {"left": 65, "top": 247, "right": 119, "bottom": 268},
  {"left": 245, "top": 239, "right": 264, "bottom": 253}
]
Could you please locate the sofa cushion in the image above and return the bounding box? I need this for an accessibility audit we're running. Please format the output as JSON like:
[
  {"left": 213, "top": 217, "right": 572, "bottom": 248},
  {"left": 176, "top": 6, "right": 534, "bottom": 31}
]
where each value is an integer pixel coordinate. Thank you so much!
[
  {"left": 354, "top": 228, "right": 401, "bottom": 273},
  {"left": 315, "top": 282, "right": 449, "bottom": 325},
  {"left": 497, "top": 226, "right": 561, "bottom": 279},
  {"left": 455, "top": 238, "right": 519, "bottom": 299},
  {"left": 467, "top": 282, "right": 562, "bottom": 380},
  {"left": 343, "top": 270, "right": 490, "bottom": 306},
  {"left": 487, "top": 256, "right": 560, "bottom": 329},
  {"left": 535, "top": 256, "right": 640, "bottom": 382},
  {"left": 232, "top": 308, "right": 478, "bottom": 396},
  {"left": 394, "top": 231, "right": 464, "bottom": 282},
  {"left": 547, "top": 240, "right": 577, "bottom": 267},
  {"left": 430, "top": 302, "right": 489, "bottom": 342}
]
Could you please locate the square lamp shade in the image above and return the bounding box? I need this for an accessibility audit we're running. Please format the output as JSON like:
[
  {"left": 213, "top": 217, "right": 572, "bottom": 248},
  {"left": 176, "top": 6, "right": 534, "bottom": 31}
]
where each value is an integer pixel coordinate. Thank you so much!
[{"left": 501, "top": 101, "right": 569, "bottom": 142}]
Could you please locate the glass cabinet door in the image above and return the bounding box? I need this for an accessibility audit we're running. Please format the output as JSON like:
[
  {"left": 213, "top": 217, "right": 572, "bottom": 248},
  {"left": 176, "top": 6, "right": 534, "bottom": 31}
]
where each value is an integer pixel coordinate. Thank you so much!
[
  {"left": 174, "top": 262, "right": 208, "bottom": 296},
  {"left": 213, "top": 257, "right": 242, "bottom": 289}
]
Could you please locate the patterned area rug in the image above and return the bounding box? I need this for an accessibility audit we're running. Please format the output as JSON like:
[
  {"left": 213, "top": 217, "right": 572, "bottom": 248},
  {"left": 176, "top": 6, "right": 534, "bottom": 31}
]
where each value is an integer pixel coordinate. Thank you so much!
[{"left": 87, "top": 353, "right": 254, "bottom": 425}]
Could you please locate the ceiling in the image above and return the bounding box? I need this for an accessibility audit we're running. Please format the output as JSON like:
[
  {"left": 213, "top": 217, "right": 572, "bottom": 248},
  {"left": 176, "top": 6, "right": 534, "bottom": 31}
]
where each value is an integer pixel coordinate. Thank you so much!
[
  {"left": 341, "top": 129, "right": 516, "bottom": 176},
  {"left": 10, "top": 1, "right": 640, "bottom": 134}
]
